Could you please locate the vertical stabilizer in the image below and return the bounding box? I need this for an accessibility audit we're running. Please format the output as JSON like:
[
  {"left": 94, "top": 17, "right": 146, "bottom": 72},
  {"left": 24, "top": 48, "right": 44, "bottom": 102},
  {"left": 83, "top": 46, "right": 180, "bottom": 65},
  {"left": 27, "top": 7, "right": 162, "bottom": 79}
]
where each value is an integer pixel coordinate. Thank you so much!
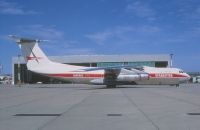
[{"left": 9, "top": 35, "right": 51, "bottom": 71}]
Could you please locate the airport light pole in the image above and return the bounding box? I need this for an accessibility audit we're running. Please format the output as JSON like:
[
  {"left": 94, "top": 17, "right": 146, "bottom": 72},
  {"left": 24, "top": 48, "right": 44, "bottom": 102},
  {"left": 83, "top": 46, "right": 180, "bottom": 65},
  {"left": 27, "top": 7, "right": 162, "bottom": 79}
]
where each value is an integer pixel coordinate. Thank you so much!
[
  {"left": 170, "top": 54, "right": 173, "bottom": 68},
  {"left": 0, "top": 63, "right": 2, "bottom": 74},
  {"left": 17, "top": 55, "right": 21, "bottom": 86}
]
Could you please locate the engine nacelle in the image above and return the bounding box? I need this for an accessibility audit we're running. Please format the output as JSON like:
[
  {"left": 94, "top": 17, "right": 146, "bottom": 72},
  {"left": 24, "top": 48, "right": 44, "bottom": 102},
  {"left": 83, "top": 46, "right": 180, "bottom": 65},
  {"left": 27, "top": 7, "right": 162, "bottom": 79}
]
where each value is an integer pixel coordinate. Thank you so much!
[
  {"left": 90, "top": 78, "right": 104, "bottom": 85},
  {"left": 117, "top": 73, "right": 149, "bottom": 82}
]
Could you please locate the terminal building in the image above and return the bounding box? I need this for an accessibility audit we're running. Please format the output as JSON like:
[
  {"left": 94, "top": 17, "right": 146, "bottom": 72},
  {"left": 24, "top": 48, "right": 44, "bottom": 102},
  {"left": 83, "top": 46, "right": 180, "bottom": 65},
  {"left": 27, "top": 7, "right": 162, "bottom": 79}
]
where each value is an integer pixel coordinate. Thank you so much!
[{"left": 12, "top": 54, "right": 171, "bottom": 84}]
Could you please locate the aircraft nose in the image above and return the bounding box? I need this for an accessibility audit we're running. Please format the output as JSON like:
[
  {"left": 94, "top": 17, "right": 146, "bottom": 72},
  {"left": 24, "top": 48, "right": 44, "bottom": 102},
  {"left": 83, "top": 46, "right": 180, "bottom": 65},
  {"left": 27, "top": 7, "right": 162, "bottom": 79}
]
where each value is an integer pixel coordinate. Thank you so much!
[
  {"left": 179, "top": 74, "right": 191, "bottom": 83},
  {"left": 188, "top": 74, "right": 191, "bottom": 79},
  {"left": 185, "top": 74, "right": 191, "bottom": 81}
]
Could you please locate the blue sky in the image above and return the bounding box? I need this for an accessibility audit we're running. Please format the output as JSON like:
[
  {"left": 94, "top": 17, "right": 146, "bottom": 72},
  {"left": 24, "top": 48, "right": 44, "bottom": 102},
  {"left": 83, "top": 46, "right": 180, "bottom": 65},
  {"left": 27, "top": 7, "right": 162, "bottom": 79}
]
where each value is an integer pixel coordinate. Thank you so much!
[{"left": 0, "top": 0, "right": 200, "bottom": 73}]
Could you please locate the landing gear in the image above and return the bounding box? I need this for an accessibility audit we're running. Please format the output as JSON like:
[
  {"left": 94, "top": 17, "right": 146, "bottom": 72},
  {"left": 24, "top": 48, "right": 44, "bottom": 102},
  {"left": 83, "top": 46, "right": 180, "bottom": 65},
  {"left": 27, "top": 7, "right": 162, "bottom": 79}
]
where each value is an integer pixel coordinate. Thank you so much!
[{"left": 176, "top": 84, "right": 179, "bottom": 87}]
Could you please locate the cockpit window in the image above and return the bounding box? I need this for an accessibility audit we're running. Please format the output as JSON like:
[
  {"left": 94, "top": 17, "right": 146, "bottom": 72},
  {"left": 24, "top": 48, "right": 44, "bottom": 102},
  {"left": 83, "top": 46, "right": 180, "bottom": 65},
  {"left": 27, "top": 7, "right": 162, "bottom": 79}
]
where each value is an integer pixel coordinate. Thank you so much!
[{"left": 179, "top": 70, "right": 184, "bottom": 73}]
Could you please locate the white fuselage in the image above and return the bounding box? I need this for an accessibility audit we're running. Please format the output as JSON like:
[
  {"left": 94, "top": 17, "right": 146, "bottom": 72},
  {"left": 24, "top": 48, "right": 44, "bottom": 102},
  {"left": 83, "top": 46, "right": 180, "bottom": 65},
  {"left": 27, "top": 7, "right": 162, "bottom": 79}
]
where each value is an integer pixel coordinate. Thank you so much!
[
  {"left": 11, "top": 36, "right": 190, "bottom": 86},
  {"left": 40, "top": 65, "right": 190, "bottom": 85}
]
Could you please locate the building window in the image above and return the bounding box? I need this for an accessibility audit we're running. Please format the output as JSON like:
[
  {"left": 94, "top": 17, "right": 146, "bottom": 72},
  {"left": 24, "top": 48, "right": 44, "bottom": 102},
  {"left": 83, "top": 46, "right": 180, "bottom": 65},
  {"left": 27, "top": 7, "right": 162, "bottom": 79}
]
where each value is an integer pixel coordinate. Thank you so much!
[{"left": 155, "top": 61, "right": 168, "bottom": 67}]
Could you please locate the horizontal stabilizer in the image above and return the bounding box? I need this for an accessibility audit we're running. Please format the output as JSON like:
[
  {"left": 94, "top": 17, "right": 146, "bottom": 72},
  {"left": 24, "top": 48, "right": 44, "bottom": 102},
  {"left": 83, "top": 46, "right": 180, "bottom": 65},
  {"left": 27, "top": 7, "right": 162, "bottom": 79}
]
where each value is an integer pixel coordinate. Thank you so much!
[{"left": 9, "top": 35, "right": 48, "bottom": 44}]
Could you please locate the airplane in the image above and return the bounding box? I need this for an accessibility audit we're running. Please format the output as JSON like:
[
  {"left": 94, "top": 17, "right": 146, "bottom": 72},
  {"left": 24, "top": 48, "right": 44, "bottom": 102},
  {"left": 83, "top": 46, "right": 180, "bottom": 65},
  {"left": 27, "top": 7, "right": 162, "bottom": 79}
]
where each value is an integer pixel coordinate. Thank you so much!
[{"left": 10, "top": 35, "right": 190, "bottom": 87}]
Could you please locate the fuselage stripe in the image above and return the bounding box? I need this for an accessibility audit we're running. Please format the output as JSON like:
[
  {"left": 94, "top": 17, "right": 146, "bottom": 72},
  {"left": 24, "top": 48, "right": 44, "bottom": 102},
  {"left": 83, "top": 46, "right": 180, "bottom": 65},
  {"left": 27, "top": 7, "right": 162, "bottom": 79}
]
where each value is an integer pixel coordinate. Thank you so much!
[
  {"left": 149, "top": 73, "right": 188, "bottom": 78},
  {"left": 47, "top": 73, "right": 188, "bottom": 78},
  {"left": 48, "top": 74, "right": 104, "bottom": 78}
]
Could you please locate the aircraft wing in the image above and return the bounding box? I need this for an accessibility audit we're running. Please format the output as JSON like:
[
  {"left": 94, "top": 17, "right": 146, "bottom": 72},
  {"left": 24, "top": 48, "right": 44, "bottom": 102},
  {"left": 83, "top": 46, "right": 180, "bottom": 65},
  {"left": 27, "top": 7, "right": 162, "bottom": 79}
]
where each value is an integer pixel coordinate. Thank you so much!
[
  {"left": 82, "top": 65, "right": 142, "bottom": 72},
  {"left": 82, "top": 65, "right": 147, "bottom": 75},
  {"left": 87, "top": 66, "right": 149, "bottom": 85}
]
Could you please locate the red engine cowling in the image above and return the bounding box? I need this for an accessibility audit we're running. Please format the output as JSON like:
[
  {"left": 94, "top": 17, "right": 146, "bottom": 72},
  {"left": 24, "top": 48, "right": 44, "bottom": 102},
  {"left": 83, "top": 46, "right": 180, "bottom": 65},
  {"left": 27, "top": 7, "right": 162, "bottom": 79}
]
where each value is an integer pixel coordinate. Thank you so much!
[{"left": 117, "top": 73, "right": 149, "bottom": 82}]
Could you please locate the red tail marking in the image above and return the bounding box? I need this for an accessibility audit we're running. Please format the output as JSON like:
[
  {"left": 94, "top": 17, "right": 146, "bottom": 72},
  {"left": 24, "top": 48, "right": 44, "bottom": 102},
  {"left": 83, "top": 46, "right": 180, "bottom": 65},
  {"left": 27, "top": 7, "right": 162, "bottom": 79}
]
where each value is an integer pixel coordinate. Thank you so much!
[{"left": 26, "top": 56, "right": 42, "bottom": 61}]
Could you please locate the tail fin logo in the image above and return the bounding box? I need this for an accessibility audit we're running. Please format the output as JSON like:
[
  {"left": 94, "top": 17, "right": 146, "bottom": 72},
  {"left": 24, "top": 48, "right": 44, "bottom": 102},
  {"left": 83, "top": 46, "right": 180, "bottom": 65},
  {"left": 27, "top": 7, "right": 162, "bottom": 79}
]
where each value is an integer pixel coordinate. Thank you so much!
[
  {"left": 27, "top": 48, "right": 42, "bottom": 63},
  {"left": 26, "top": 56, "right": 42, "bottom": 61}
]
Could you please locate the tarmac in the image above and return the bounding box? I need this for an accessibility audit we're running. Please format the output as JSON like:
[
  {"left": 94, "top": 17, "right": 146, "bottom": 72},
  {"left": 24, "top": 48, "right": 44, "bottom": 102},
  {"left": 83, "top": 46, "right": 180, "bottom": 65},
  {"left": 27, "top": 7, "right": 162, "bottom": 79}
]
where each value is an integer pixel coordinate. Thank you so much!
[{"left": 0, "top": 84, "right": 200, "bottom": 130}]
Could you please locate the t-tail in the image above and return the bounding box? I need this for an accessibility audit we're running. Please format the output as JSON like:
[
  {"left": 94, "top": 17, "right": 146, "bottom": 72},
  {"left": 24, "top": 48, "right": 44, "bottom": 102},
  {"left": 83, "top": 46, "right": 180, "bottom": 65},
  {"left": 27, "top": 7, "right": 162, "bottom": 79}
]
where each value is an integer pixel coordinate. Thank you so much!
[
  {"left": 9, "top": 35, "right": 54, "bottom": 72},
  {"left": 9, "top": 35, "right": 85, "bottom": 75}
]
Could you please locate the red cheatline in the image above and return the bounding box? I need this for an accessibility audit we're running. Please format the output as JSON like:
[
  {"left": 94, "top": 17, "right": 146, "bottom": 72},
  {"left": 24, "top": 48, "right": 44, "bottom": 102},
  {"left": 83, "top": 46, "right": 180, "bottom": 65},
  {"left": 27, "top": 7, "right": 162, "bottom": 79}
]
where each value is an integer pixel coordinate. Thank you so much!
[
  {"left": 26, "top": 56, "right": 42, "bottom": 61},
  {"left": 48, "top": 73, "right": 104, "bottom": 78},
  {"left": 149, "top": 73, "right": 187, "bottom": 78}
]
